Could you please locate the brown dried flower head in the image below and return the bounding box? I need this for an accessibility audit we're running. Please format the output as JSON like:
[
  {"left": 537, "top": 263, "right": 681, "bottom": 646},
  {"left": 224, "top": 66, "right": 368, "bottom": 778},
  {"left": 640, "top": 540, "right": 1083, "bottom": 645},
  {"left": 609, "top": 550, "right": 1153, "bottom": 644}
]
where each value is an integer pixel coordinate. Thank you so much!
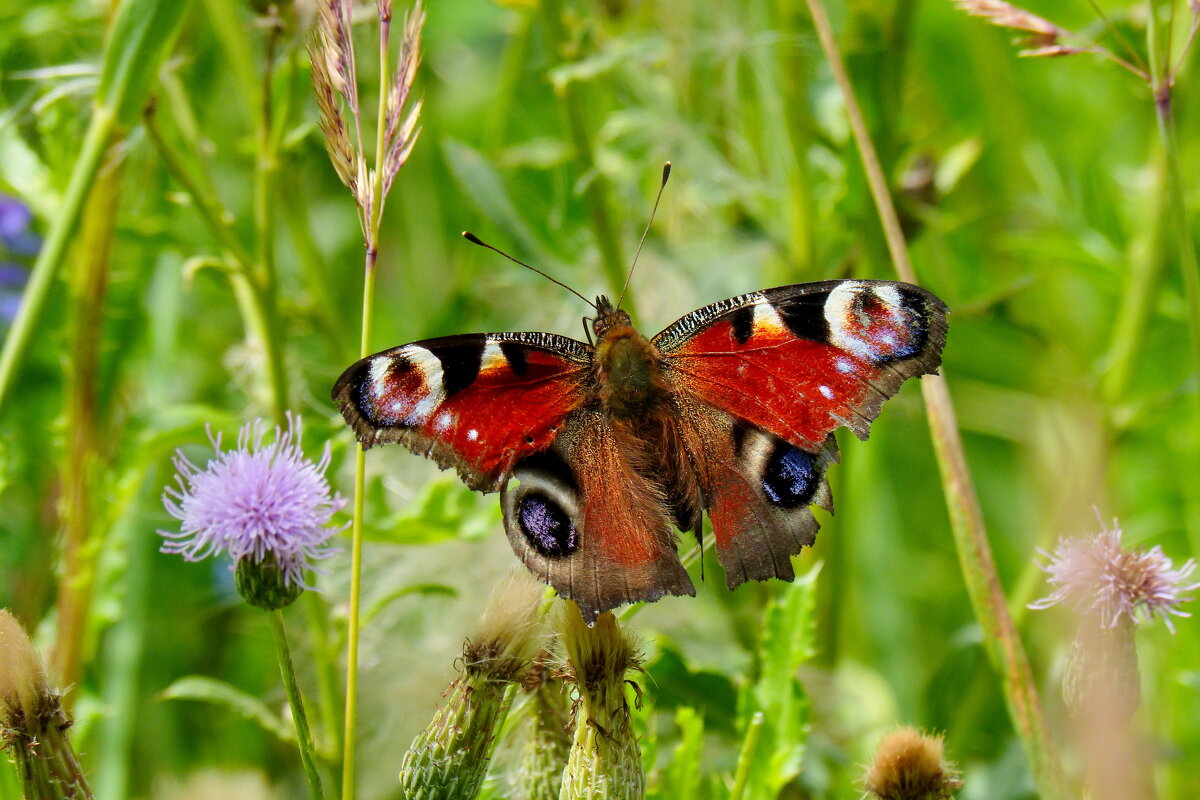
[{"left": 865, "top": 727, "right": 963, "bottom": 800}]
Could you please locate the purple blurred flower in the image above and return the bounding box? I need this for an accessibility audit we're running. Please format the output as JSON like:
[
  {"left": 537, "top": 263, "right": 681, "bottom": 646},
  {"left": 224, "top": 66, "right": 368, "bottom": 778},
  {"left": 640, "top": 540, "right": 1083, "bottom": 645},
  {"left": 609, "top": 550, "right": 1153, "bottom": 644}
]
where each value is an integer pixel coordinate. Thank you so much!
[
  {"left": 0, "top": 196, "right": 42, "bottom": 257},
  {"left": 0, "top": 262, "right": 26, "bottom": 323},
  {"left": 1030, "top": 519, "right": 1199, "bottom": 633},
  {"left": 160, "top": 414, "right": 346, "bottom": 588}
]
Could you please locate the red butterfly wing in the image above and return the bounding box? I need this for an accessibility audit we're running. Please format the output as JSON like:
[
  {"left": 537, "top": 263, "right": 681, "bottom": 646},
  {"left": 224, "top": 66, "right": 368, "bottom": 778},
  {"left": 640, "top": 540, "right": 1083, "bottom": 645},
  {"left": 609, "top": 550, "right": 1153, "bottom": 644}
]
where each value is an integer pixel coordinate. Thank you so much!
[
  {"left": 655, "top": 280, "right": 947, "bottom": 449},
  {"left": 656, "top": 280, "right": 947, "bottom": 585},
  {"left": 332, "top": 332, "right": 590, "bottom": 491}
]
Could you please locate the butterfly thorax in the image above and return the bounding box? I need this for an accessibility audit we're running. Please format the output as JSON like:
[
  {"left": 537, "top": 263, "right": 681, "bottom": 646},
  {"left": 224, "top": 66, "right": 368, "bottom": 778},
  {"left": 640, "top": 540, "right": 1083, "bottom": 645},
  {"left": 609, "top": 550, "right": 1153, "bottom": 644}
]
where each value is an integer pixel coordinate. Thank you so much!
[{"left": 593, "top": 300, "right": 668, "bottom": 419}]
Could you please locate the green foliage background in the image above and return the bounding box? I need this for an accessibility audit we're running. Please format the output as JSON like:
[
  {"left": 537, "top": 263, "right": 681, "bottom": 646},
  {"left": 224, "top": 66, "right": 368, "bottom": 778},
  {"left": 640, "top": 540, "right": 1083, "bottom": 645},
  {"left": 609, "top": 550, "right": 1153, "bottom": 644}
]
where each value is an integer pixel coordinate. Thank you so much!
[{"left": 1, "top": 0, "right": 1198, "bottom": 797}]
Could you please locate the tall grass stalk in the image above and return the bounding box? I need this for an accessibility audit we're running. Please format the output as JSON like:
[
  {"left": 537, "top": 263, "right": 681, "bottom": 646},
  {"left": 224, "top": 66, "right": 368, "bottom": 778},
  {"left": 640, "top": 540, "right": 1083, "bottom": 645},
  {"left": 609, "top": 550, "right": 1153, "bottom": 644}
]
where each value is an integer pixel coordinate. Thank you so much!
[
  {"left": 336, "top": 4, "right": 427, "bottom": 795},
  {"left": 1147, "top": 4, "right": 1200, "bottom": 556},
  {"left": 802, "top": 0, "right": 1066, "bottom": 796},
  {"left": 54, "top": 138, "right": 123, "bottom": 711},
  {"left": 340, "top": 7, "right": 392, "bottom": 791}
]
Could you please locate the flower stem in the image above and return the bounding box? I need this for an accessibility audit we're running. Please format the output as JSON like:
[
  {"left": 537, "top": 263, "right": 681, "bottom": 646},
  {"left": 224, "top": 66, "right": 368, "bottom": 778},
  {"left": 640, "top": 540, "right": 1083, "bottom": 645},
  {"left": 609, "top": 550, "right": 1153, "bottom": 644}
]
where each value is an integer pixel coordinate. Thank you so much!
[
  {"left": 729, "top": 711, "right": 764, "bottom": 800},
  {"left": 802, "top": 0, "right": 1066, "bottom": 796},
  {"left": 1153, "top": 94, "right": 1200, "bottom": 554},
  {"left": 1149, "top": 5, "right": 1200, "bottom": 557},
  {"left": 272, "top": 609, "right": 326, "bottom": 800}
]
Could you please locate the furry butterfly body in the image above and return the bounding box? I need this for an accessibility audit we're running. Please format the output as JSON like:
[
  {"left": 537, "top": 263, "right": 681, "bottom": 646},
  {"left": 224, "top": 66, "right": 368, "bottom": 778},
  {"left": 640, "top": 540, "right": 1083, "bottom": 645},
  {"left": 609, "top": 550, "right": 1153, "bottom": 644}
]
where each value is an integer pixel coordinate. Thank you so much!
[{"left": 333, "top": 280, "right": 947, "bottom": 621}]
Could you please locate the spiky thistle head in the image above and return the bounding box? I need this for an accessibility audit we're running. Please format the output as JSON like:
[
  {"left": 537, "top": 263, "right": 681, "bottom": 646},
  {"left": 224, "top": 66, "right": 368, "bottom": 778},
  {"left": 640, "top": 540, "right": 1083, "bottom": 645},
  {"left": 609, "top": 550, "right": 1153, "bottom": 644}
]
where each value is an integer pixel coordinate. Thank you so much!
[
  {"left": 159, "top": 414, "right": 345, "bottom": 607},
  {"left": 0, "top": 610, "right": 56, "bottom": 734},
  {"left": 398, "top": 572, "right": 545, "bottom": 799},
  {"left": 557, "top": 604, "right": 645, "bottom": 800}
]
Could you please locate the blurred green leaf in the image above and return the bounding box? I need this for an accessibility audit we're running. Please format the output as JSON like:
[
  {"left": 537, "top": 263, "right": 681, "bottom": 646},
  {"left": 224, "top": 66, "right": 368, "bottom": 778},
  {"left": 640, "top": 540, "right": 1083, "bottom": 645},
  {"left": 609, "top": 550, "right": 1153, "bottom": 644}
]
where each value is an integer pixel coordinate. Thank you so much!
[
  {"left": 366, "top": 474, "right": 500, "bottom": 544},
  {"left": 98, "top": 0, "right": 192, "bottom": 125},
  {"left": 644, "top": 644, "right": 739, "bottom": 736},
  {"left": 735, "top": 566, "right": 819, "bottom": 800},
  {"left": 442, "top": 137, "right": 556, "bottom": 265},
  {"left": 159, "top": 676, "right": 294, "bottom": 743},
  {"left": 657, "top": 706, "right": 704, "bottom": 800},
  {"left": 362, "top": 583, "right": 457, "bottom": 628}
]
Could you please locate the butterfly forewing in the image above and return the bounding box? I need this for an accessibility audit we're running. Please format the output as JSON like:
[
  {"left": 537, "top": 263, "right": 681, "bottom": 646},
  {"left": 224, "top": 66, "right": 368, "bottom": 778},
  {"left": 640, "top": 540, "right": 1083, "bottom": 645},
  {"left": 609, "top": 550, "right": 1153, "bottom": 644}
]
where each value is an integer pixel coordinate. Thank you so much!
[
  {"left": 332, "top": 332, "right": 591, "bottom": 491},
  {"left": 654, "top": 280, "right": 947, "bottom": 448}
]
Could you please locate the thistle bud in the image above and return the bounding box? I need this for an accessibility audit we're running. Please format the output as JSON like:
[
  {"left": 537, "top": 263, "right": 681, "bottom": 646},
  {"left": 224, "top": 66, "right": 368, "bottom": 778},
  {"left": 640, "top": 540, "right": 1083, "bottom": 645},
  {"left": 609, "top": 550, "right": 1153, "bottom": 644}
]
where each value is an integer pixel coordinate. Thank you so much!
[
  {"left": 514, "top": 655, "right": 572, "bottom": 800},
  {"left": 557, "top": 605, "right": 645, "bottom": 800},
  {"left": 398, "top": 572, "right": 543, "bottom": 799},
  {"left": 235, "top": 554, "right": 304, "bottom": 610},
  {"left": 864, "top": 727, "right": 962, "bottom": 800},
  {"left": 0, "top": 610, "right": 92, "bottom": 800}
]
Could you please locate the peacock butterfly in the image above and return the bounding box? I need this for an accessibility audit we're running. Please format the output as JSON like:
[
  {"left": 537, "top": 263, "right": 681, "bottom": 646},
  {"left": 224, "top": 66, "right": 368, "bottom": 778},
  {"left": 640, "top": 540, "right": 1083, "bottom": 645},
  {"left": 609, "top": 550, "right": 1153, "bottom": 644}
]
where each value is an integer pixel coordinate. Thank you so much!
[{"left": 332, "top": 175, "right": 948, "bottom": 622}]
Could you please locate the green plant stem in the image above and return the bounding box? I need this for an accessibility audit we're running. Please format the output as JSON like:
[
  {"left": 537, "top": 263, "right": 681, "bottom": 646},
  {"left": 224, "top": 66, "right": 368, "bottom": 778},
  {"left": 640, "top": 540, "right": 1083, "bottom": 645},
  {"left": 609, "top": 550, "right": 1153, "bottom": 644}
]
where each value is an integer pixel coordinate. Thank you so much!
[
  {"left": 1152, "top": 90, "right": 1200, "bottom": 554},
  {"left": 254, "top": 13, "right": 288, "bottom": 426},
  {"left": 802, "top": 1, "right": 1066, "bottom": 797},
  {"left": 342, "top": 8, "right": 392, "bottom": 795},
  {"left": 342, "top": 444, "right": 368, "bottom": 800},
  {"left": 272, "top": 610, "right": 326, "bottom": 800},
  {"left": 54, "top": 135, "right": 124, "bottom": 712},
  {"left": 729, "top": 711, "right": 763, "bottom": 800},
  {"left": 538, "top": 0, "right": 628, "bottom": 307},
  {"left": 0, "top": 106, "right": 115, "bottom": 417},
  {"left": 1101, "top": 156, "right": 1167, "bottom": 405}
]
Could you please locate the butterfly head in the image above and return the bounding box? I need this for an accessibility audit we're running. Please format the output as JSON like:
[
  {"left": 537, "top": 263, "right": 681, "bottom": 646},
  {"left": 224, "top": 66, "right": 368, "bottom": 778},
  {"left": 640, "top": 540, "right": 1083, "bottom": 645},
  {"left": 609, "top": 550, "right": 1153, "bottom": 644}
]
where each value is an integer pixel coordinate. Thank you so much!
[{"left": 592, "top": 295, "right": 632, "bottom": 340}]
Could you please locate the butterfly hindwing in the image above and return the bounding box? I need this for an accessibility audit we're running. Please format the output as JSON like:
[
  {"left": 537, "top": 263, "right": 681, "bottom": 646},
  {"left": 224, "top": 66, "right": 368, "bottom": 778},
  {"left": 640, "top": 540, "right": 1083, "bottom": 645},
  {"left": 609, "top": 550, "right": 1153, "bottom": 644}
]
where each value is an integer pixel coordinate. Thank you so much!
[
  {"left": 501, "top": 408, "right": 696, "bottom": 623},
  {"left": 658, "top": 280, "right": 946, "bottom": 584},
  {"left": 675, "top": 396, "right": 839, "bottom": 587},
  {"left": 332, "top": 332, "right": 590, "bottom": 491}
]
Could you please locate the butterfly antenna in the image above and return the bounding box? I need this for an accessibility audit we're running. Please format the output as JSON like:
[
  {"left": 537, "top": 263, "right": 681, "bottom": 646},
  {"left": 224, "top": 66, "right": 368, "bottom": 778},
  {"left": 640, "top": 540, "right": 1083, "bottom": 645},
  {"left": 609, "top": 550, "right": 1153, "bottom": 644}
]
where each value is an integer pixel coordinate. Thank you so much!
[
  {"left": 616, "top": 161, "right": 672, "bottom": 310},
  {"left": 462, "top": 231, "right": 597, "bottom": 310}
]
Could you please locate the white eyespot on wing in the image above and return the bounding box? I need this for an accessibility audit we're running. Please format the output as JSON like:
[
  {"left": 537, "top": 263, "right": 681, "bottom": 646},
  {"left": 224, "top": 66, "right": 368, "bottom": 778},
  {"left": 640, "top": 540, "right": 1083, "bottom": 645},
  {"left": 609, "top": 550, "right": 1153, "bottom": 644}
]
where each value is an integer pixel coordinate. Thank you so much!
[
  {"left": 824, "top": 282, "right": 918, "bottom": 362},
  {"left": 819, "top": 385, "right": 834, "bottom": 399},
  {"left": 398, "top": 345, "right": 445, "bottom": 426},
  {"left": 367, "top": 356, "right": 392, "bottom": 398},
  {"left": 824, "top": 282, "right": 877, "bottom": 361},
  {"left": 467, "top": 429, "right": 479, "bottom": 442},
  {"left": 434, "top": 410, "right": 454, "bottom": 432}
]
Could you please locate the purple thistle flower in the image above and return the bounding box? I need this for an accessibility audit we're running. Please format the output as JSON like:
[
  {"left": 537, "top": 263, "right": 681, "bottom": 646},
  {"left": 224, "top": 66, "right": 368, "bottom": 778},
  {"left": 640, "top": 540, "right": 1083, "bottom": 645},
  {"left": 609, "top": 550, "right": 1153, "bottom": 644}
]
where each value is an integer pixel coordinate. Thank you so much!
[
  {"left": 1029, "top": 519, "right": 1200, "bottom": 633},
  {"left": 160, "top": 414, "right": 346, "bottom": 589}
]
